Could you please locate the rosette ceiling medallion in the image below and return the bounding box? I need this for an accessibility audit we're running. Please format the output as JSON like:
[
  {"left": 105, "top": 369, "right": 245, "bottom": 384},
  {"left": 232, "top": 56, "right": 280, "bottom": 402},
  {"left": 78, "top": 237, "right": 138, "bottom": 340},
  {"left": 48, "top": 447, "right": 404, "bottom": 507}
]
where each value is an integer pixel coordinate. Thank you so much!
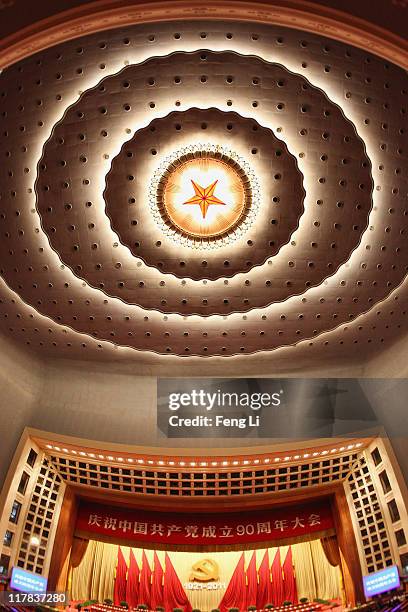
[{"left": 0, "top": 13, "right": 407, "bottom": 362}]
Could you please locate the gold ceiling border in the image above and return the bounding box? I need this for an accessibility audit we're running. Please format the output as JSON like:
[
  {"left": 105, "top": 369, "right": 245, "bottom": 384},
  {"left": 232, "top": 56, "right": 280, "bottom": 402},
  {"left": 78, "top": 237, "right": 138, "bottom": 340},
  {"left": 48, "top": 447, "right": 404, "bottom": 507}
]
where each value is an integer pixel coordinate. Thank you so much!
[{"left": 0, "top": 0, "right": 407, "bottom": 70}]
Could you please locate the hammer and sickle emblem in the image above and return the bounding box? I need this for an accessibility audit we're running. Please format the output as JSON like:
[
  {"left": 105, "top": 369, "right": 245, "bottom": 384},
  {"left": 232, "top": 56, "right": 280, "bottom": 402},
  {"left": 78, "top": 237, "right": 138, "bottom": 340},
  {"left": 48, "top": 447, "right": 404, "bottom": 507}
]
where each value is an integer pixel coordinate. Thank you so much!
[{"left": 189, "top": 558, "right": 220, "bottom": 582}]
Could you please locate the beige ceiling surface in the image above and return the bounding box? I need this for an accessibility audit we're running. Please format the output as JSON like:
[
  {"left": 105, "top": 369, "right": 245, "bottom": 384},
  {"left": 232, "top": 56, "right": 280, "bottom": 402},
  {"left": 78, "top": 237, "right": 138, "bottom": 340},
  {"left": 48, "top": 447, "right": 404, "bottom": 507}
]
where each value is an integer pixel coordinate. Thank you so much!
[{"left": 0, "top": 21, "right": 406, "bottom": 362}]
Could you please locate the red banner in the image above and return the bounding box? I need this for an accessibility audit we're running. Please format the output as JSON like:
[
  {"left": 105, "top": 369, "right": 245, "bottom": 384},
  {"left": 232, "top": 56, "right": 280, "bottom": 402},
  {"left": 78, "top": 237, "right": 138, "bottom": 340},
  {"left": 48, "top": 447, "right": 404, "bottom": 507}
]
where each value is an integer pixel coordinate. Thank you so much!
[{"left": 76, "top": 500, "right": 334, "bottom": 546}]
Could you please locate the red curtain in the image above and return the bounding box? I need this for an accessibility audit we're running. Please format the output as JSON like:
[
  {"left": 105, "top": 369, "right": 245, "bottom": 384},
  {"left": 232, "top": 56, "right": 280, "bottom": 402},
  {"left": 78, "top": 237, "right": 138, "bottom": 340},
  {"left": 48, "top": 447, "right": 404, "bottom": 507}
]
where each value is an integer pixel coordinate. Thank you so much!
[
  {"left": 126, "top": 550, "right": 140, "bottom": 609},
  {"left": 151, "top": 551, "right": 164, "bottom": 610},
  {"left": 246, "top": 551, "right": 258, "bottom": 608},
  {"left": 271, "top": 550, "right": 285, "bottom": 607},
  {"left": 321, "top": 536, "right": 341, "bottom": 567},
  {"left": 164, "top": 552, "right": 192, "bottom": 612},
  {"left": 113, "top": 547, "right": 128, "bottom": 606},
  {"left": 219, "top": 552, "right": 247, "bottom": 612},
  {"left": 257, "top": 550, "right": 272, "bottom": 610},
  {"left": 139, "top": 550, "right": 152, "bottom": 608},
  {"left": 70, "top": 537, "right": 89, "bottom": 569},
  {"left": 282, "top": 547, "right": 298, "bottom": 604}
]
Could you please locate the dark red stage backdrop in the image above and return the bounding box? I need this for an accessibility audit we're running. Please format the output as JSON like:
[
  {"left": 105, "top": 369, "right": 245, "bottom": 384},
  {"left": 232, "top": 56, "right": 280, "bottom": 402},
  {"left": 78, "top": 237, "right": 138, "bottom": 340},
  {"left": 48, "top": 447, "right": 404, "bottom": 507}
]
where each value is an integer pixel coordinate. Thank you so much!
[{"left": 76, "top": 500, "right": 334, "bottom": 546}]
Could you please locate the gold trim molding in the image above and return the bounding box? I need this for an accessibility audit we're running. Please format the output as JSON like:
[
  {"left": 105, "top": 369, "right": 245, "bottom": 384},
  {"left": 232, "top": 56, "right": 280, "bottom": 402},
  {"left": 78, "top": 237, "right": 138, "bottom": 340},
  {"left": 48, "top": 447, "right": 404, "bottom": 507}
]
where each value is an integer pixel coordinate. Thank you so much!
[{"left": 0, "top": 0, "right": 407, "bottom": 70}]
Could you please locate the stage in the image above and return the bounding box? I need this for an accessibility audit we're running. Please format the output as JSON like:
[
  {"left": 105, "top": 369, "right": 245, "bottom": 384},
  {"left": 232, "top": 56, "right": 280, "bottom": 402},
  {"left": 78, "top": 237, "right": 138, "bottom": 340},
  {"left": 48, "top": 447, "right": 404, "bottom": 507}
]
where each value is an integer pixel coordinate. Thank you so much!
[{"left": 69, "top": 537, "right": 343, "bottom": 609}]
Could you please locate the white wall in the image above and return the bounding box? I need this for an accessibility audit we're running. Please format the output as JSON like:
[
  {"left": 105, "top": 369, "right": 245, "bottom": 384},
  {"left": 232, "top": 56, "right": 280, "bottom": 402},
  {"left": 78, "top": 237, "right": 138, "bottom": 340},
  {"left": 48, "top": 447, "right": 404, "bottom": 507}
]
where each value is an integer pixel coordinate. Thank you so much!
[
  {"left": 1, "top": 332, "right": 408, "bottom": 492},
  {"left": 0, "top": 335, "right": 42, "bottom": 487}
]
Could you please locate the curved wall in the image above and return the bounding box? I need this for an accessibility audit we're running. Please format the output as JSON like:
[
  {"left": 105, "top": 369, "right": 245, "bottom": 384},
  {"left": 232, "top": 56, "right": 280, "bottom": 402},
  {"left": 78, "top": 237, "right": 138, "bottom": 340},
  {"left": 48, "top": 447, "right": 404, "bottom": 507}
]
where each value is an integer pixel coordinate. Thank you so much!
[
  {"left": 0, "top": 336, "right": 41, "bottom": 488},
  {"left": 1, "top": 332, "right": 408, "bottom": 494}
]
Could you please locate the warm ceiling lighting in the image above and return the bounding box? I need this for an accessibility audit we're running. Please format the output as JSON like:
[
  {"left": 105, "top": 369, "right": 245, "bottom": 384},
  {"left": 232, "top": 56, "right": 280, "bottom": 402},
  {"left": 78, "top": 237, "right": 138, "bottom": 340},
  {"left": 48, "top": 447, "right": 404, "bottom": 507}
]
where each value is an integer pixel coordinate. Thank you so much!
[
  {"left": 30, "top": 536, "right": 40, "bottom": 547},
  {"left": 41, "top": 438, "right": 366, "bottom": 472},
  {"left": 162, "top": 157, "right": 245, "bottom": 238},
  {"left": 151, "top": 144, "right": 259, "bottom": 248}
]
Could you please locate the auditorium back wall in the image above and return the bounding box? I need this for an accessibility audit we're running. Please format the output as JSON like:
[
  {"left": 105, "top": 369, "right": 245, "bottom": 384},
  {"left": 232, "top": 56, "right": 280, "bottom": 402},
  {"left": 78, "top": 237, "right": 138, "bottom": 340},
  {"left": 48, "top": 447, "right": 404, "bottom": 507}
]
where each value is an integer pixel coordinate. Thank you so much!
[{"left": 1, "top": 333, "right": 408, "bottom": 494}]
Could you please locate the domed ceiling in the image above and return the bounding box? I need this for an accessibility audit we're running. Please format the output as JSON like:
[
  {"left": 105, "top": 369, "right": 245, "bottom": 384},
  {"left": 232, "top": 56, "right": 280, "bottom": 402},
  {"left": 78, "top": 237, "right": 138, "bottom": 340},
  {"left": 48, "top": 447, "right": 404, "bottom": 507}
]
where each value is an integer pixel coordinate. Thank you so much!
[{"left": 0, "top": 18, "right": 407, "bottom": 363}]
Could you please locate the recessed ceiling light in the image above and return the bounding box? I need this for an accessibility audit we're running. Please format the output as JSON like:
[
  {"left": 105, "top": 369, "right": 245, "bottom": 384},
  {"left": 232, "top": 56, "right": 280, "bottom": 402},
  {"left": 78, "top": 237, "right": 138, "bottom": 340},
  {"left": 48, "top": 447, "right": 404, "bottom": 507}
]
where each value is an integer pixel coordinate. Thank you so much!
[{"left": 30, "top": 536, "right": 40, "bottom": 547}]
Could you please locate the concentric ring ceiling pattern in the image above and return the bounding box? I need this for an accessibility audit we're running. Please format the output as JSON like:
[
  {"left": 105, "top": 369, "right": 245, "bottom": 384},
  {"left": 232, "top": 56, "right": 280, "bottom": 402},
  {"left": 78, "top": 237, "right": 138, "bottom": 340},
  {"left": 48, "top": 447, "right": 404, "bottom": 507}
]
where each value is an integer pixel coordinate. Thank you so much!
[{"left": 0, "top": 21, "right": 406, "bottom": 359}]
